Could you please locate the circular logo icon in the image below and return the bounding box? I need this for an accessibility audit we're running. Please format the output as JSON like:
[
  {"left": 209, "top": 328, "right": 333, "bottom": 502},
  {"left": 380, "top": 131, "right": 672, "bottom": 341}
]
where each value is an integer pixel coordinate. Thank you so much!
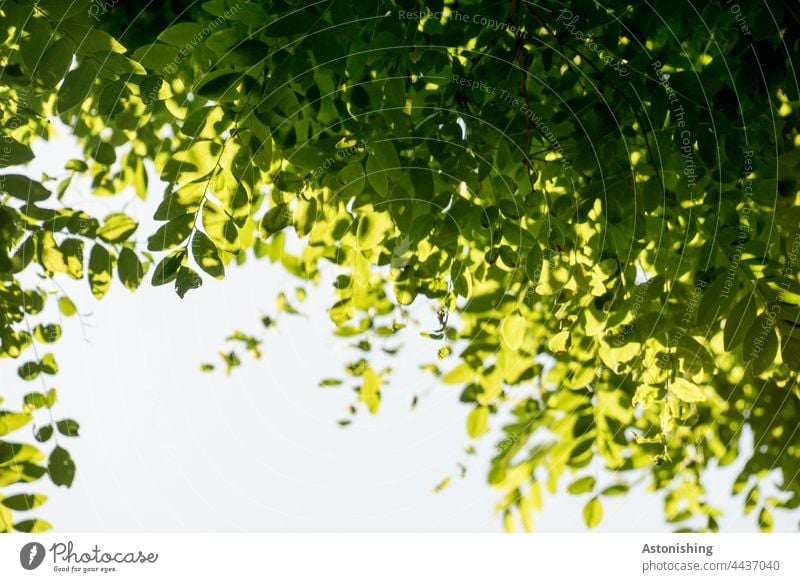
[{"left": 20, "top": 542, "right": 46, "bottom": 570}]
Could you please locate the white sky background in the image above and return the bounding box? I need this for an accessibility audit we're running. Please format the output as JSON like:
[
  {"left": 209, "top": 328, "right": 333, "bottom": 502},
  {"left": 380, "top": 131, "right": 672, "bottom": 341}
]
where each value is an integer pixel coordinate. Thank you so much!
[{"left": 2, "top": 121, "right": 794, "bottom": 532}]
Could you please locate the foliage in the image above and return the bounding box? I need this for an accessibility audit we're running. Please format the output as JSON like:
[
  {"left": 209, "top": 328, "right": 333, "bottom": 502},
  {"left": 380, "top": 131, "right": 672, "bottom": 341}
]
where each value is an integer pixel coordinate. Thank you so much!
[{"left": 1, "top": 0, "right": 799, "bottom": 532}]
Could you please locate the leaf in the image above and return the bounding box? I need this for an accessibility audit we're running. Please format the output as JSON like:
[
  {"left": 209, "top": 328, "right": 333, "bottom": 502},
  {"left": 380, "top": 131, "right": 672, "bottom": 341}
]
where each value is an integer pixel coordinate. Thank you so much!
[
  {"left": 88, "top": 244, "right": 113, "bottom": 299},
  {"left": 0, "top": 412, "right": 32, "bottom": 436},
  {"left": 195, "top": 72, "right": 249, "bottom": 102},
  {"left": 724, "top": 296, "right": 757, "bottom": 351},
  {"left": 56, "top": 419, "right": 79, "bottom": 437},
  {"left": 0, "top": 139, "right": 34, "bottom": 167},
  {"left": 319, "top": 378, "right": 343, "bottom": 387},
  {"left": 60, "top": 238, "right": 84, "bottom": 278},
  {"left": 337, "top": 162, "right": 365, "bottom": 198},
  {"left": 632, "top": 384, "right": 659, "bottom": 408},
  {"left": 132, "top": 43, "right": 181, "bottom": 71},
  {"left": 35, "top": 38, "right": 74, "bottom": 88},
  {"left": 148, "top": 213, "right": 194, "bottom": 251},
  {"left": 13, "top": 519, "right": 52, "bottom": 533},
  {"left": 48, "top": 446, "right": 75, "bottom": 487},
  {"left": 24, "top": 393, "right": 48, "bottom": 411},
  {"left": 359, "top": 366, "right": 382, "bottom": 414},
  {"left": 670, "top": 378, "right": 706, "bottom": 403},
  {"left": 466, "top": 406, "right": 489, "bottom": 438},
  {"left": 175, "top": 266, "right": 203, "bottom": 298},
  {"left": 371, "top": 141, "right": 401, "bottom": 180},
  {"left": 1, "top": 493, "right": 47, "bottom": 511},
  {"left": 57, "top": 62, "right": 97, "bottom": 113},
  {"left": 17, "top": 362, "right": 40, "bottom": 381},
  {"left": 157, "top": 22, "right": 206, "bottom": 47},
  {"left": 583, "top": 496, "right": 603, "bottom": 529},
  {"left": 0, "top": 174, "right": 50, "bottom": 202},
  {"left": 525, "top": 245, "right": 543, "bottom": 282},
  {"left": 35, "top": 425, "right": 53, "bottom": 442},
  {"left": 743, "top": 315, "right": 778, "bottom": 375},
  {"left": 151, "top": 248, "right": 186, "bottom": 286},
  {"left": 601, "top": 484, "right": 630, "bottom": 496},
  {"left": 97, "top": 213, "right": 137, "bottom": 243},
  {"left": 260, "top": 204, "right": 291, "bottom": 238},
  {"left": 567, "top": 476, "right": 596, "bottom": 494},
  {"left": 501, "top": 314, "right": 526, "bottom": 350},
  {"left": 203, "top": 201, "right": 239, "bottom": 253},
  {"left": 40, "top": 353, "right": 58, "bottom": 375},
  {"left": 191, "top": 231, "right": 224, "bottom": 279},
  {"left": 355, "top": 214, "right": 386, "bottom": 250},
  {"left": 442, "top": 362, "right": 475, "bottom": 385},
  {"left": 548, "top": 330, "right": 570, "bottom": 352},
  {"left": 758, "top": 507, "right": 773, "bottom": 532},
  {"left": 366, "top": 153, "right": 388, "bottom": 196},
  {"left": 117, "top": 247, "right": 145, "bottom": 291},
  {"left": 58, "top": 296, "right": 77, "bottom": 316},
  {"left": 62, "top": 24, "right": 126, "bottom": 53},
  {"left": 34, "top": 324, "right": 61, "bottom": 343}
]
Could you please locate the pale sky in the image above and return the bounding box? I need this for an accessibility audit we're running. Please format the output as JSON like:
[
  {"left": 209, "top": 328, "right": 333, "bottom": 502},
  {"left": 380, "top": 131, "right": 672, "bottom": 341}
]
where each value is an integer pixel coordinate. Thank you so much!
[{"left": 1, "top": 121, "right": 793, "bottom": 533}]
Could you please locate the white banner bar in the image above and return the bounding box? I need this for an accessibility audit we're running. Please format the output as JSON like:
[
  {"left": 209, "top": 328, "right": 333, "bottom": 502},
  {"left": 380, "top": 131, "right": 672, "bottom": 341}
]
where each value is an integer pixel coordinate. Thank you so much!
[{"left": 0, "top": 534, "right": 797, "bottom": 581}]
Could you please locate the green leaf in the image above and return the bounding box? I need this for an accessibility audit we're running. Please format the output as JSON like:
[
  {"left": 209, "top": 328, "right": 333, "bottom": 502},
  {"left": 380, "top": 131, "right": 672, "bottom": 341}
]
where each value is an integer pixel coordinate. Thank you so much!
[
  {"left": 371, "top": 141, "right": 401, "bottom": 180},
  {"left": 157, "top": 22, "right": 206, "bottom": 47},
  {"left": 191, "top": 230, "right": 225, "bottom": 279},
  {"left": 56, "top": 419, "right": 80, "bottom": 437},
  {"left": 35, "top": 38, "right": 74, "bottom": 88},
  {"left": 58, "top": 296, "right": 77, "bottom": 316},
  {"left": 117, "top": 247, "right": 145, "bottom": 291},
  {"left": 148, "top": 213, "right": 194, "bottom": 251},
  {"left": 17, "top": 362, "right": 40, "bottom": 381},
  {"left": 40, "top": 353, "right": 58, "bottom": 375},
  {"left": 62, "top": 24, "right": 126, "bottom": 54},
  {"left": 35, "top": 425, "right": 53, "bottom": 443},
  {"left": 175, "top": 266, "right": 203, "bottom": 298},
  {"left": 500, "top": 314, "right": 526, "bottom": 350},
  {"left": 743, "top": 315, "right": 778, "bottom": 375},
  {"left": 601, "top": 484, "right": 630, "bottom": 496},
  {"left": 337, "top": 162, "right": 365, "bottom": 198},
  {"left": 88, "top": 244, "right": 114, "bottom": 299},
  {"left": 567, "top": 476, "right": 596, "bottom": 494},
  {"left": 0, "top": 174, "right": 50, "bottom": 202},
  {"left": 155, "top": 183, "right": 206, "bottom": 220},
  {"left": 97, "top": 213, "right": 137, "bottom": 243},
  {"left": 0, "top": 139, "right": 35, "bottom": 167},
  {"left": 260, "top": 204, "right": 291, "bottom": 238},
  {"left": 583, "top": 496, "right": 603, "bottom": 529},
  {"left": 34, "top": 324, "right": 61, "bottom": 344},
  {"left": 60, "top": 238, "right": 84, "bottom": 279},
  {"left": 203, "top": 201, "right": 239, "bottom": 253},
  {"left": 466, "top": 406, "right": 489, "bottom": 438},
  {"left": 670, "top": 378, "right": 706, "bottom": 403},
  {"left": 57, "top": 62, "right": 97, "bottom": 113},
  {"left": 525, "top": 245, "right": 544, "bottom": 282},
  {"left": 1, "top": 493, "right": 47, "bottom": 511},
  {"left": 14, "top": 519, "right": 52, "bottom": 533},
  {"left": 359, "top": 366, "right": 382, "bottom": 414},
  {"left": 195, "top": 72, "right": 250, "bottom": 102},
  {"left": 758, "top": 507, "right": 774, "bottom": 532},
  {"left": 151, "top": 248, "right": 186, "bottom": 286},
  {"left": 48, "top": 446, "right": 76, "bottom": 487},
  {"left": 132, "top": 42, "right": 181, "bottom": 71},
  {"left": 366, "top": 154, "right": 389, "bottom": 196},
  {"left": 724, "top": 296, "right": 757, "bottom": 351},
  {"left": 355, "top": 214, "right": 386, "bottom": 250},
  {"left": 0, "top": 412, "right": 32, "bottom": 436},
  {"left": 24, "top": 393, "right": 48, "bottom": 410}
]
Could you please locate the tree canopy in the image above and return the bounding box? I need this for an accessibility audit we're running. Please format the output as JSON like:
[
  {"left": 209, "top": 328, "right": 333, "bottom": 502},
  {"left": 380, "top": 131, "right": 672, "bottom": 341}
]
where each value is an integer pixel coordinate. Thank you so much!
[{"left": 1, "top": 0, "right": 799, "bottom": 532}]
